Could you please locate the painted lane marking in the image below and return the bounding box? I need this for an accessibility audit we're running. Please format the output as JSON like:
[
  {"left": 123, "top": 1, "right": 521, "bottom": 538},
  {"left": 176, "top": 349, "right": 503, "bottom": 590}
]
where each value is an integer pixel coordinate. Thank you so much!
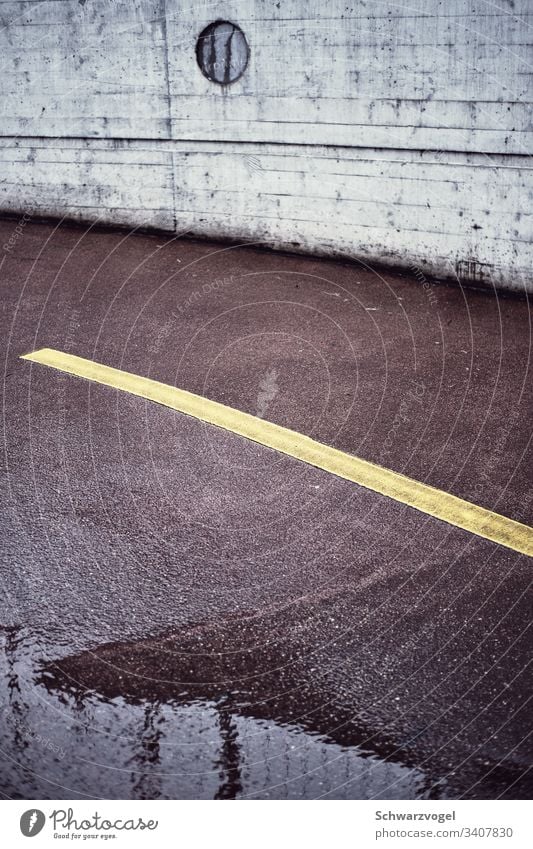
[{"left": 21, "top": 348, "right": 533, "bottom": 558}]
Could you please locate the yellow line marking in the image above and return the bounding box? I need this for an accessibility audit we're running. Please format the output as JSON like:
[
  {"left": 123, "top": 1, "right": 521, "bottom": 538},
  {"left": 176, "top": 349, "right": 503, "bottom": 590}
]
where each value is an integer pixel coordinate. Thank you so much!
[{"left": 21, "top": 347, "right": 533, "bottom": 557}]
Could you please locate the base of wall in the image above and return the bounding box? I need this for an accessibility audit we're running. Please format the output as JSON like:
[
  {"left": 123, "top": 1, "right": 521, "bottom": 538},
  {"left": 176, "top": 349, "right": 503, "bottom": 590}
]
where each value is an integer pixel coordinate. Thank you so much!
[{"left": 1, "top": 137, "right": 531, "bottom": 294}]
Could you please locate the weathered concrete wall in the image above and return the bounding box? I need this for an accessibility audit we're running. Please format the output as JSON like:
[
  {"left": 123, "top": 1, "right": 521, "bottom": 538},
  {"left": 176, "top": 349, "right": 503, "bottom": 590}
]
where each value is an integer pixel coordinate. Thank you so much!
[{"left": 1, "top": 0, "right": 531, "bottom": 292}]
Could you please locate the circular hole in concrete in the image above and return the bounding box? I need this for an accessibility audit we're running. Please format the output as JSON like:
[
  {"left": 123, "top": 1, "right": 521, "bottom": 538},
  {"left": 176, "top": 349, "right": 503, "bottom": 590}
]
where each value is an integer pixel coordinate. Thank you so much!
[{"left": 196, "top": 20, "right": 249, "bottom": 84}]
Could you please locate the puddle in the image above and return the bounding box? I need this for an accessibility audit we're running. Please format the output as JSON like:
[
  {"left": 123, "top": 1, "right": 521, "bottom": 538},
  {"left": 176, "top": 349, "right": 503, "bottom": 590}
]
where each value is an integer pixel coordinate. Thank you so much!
[
  {"left": 0, "top": 622, "right": 431, "bottom": 799},
  {"left": 1, "top": 618, "right": 529, "bottom": 800}
]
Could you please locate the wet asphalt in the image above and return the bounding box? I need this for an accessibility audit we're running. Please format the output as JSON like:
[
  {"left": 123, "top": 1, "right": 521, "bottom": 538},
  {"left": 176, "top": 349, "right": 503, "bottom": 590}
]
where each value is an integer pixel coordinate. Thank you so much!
[{"left": 0, "top": 218, "right": 531, "bottom": 800}]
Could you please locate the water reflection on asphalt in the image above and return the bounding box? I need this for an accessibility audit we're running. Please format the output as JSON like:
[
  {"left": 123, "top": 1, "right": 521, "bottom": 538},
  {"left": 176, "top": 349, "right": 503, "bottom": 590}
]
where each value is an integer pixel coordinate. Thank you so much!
[
  {"left": 2, "top": 618, "right": 530, "bottom": 801},
  {"left": 0, "top": 623, "right": 432, "bottom": 800}
]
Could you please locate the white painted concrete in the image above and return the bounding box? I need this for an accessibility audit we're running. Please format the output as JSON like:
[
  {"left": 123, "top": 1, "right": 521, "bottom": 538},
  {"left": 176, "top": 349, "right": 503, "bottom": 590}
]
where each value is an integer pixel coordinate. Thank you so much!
[{"left": 0, "top": 1, "right": 531, "bottom": 291}]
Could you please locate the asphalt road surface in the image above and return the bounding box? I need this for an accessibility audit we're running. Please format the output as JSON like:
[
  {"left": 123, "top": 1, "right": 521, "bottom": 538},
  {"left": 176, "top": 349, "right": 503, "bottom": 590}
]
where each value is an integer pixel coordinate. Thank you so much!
[{"left": 0, "top": 218, "right": 531, "bottom": 800}]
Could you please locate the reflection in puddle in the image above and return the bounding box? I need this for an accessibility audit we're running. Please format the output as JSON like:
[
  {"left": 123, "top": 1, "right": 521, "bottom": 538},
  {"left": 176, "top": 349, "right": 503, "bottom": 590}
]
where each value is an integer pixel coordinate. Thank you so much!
[
  {"left": 1, "top": 617, "right": 528, "bottom": 800},
  {"left": 18, "top": 693, "right": 427, "bottom": 800},
  {"left": 0, "top": 621, "right": 429, "bottom": 799}
]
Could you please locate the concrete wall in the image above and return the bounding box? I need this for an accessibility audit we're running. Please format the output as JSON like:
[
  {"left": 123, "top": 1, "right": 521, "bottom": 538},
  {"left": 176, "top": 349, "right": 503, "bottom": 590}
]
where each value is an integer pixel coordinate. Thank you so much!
[{"left": 1, "top": 0, "right": 531, "bottom": 292}]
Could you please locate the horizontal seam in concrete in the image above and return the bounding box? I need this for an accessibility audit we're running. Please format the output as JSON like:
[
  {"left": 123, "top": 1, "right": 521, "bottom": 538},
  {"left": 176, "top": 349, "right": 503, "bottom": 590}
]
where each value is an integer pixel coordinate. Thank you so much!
[{"left": 0, "top": 136, "right": 531, "bottom": 159}]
